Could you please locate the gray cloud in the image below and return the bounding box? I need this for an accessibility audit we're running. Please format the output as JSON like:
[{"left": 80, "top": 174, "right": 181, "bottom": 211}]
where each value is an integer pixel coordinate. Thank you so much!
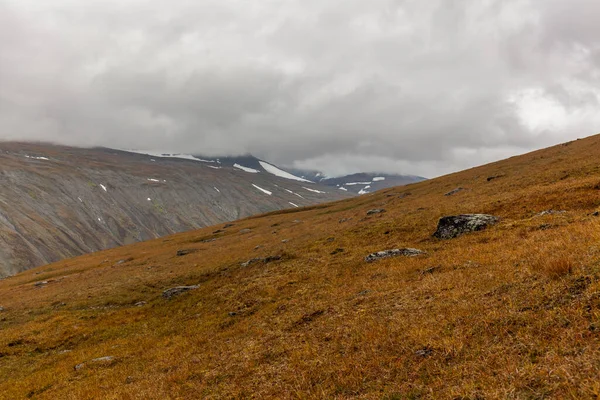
[{"left": 1, "top": 0, "right": 600, "bottom": 178}]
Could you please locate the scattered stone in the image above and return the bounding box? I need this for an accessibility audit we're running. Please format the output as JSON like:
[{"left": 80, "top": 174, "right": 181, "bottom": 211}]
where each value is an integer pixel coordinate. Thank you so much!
[
  {"left": 415, "top": 347, "right": 434, "bottom": 358},
  {"left": 444, "top": 187, "right": 464, "bottom": 196},
  {"left": 367, "top": 209, "right": 386, "bottom": 215},
  {"left": 134, "top": 301, "right": 147, "bottom": 307},
  {"left": 536, "top": 209, "right": 566, "bottom": 217},
  {"left": 421, "top": 266, "right": 440, "bottom": 275},
  {"left": 292, "top": 220, "right": 302, "bottom": 223},
  {"left": 592, "top": 211, "right": 600, "bottom": 217},
  {"left": 34, "top": 281, "right": 49, "bottom": 287},
  {"left": 200, "top": 238, "right": 216, "bottom": 243},
  {"left": 330, "top": 248, "right": 344, "bottom": 255},
  {"left": 365, "top": 248, "right": 425, "bottom": 263},
  {"left": 339, "top": 218, "right": 351, "bottom": 223},
  {"left": 326, "top": 237, "right": 335, "bottom": 242},
  {"left": 176, "top": 249, "right": 195, "bottom": 257},
  {"left": 357, "top": 290, "right": 371, "bottom": 296},
  {"left": 254, "top": 245, "right": 261, "bottom": 250},
  {"left": 125, "top": 376, "right": 135, "bottom": 384},
  {"left": 486, "top": 174, "right": 504, "bottom": 182},
  {"left": 433, "top": 214, "right": 498, "bottom": 240},
  {"left": 74, "top": 356, "right": 116, "bottom": 371},
  {"left": 162, "top": 285, "right": 200, "bottom": 299},
  {"left": 241, "top": 258, "right": 262, "bottom": 267},
  {"left": 282, "top": 239, "right": 289, "bottom": 243},
  {"left": 399, "top": 192, "right": 412, "bottom": 198},
  {"left": 223, "top": 223, "right": 235, "bottom": 228},
  {"left": 264, "top": 255, "right": 282, "bottom": 263},
  {"left": 212, "top": 229, "right": 224, "bottom": 234},
  {"left": 239, "top": 228, "right": 252, "bottom": 234},
  {"left": 0, "top": 306, "right": 4, "bottom": 312},
  {"left": 228, "top": 311, "right": 238, "bottom": 317},
  {"left": 242, "top": 255, "right": 282, "bottom": 267}
]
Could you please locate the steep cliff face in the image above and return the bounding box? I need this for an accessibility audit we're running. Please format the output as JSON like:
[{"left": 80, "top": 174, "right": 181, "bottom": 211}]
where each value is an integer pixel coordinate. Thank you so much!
[{"left": 0, "top": 143, "right": 351, "bottom": 276}]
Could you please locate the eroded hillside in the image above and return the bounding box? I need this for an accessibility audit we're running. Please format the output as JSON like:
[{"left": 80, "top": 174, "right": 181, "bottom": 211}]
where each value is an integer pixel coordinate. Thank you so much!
[
  {"left": 2, "top": 135, "right": 600, "bottom": 398},
  {"left": 0, "top": 143, "right": 349, "bottom": 276}
]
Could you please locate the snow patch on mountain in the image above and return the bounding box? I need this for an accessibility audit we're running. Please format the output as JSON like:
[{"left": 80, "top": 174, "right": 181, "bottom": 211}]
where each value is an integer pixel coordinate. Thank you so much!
[
  {"left": 345, "top": 182, "right": 372, "bottom": 186},
  {"left": 358, "top": 186, "right": 371, "bottom": 195},
  {"left": 100, "top": 184, "right": 107, "bottom": 192},
  {"left": 24, "top": 155, "right": 50, "bottom": 160},
  {"left": 372, "top": 177, "right": 386, "bottom": 182},
  {"left": 234, "top": 164, "right": 260, "bottom": 173},
  {"left": 289, "top": 202, "right": 299, "bottom": 208},
  {"left": 252, "top": 184, "right": 272, "bottom": 195},
  {"left": 303, "top": 187, "right": 326, "bottom": 194},
  {"left": 259, "top": 161, "right": 313, "bottom": 183}
]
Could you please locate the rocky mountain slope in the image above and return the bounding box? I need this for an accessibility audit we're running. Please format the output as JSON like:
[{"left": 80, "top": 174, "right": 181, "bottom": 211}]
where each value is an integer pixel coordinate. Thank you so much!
[
  {"left": 0, "top": 142, "right": 351, "bottom": 276},
  {"left": 3, "top": 135, "right": 600, "bottom": 398},
  {"left": 289, "top": 169, "right": 426, "bottom": 194}
]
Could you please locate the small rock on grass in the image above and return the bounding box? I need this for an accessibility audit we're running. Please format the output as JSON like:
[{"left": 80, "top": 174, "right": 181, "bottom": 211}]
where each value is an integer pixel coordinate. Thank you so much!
[
  {"left": 74, "top": 356, "right": 116, "bottom": 371},
  {"left": 444, "top": 187, "right": 464, "bottom": 196},
  {"left": 162, "top": 285, "right": 200, "bottom": 299},
  {"left": 365, "top": 248, "right": 425, "bottom": 263},
  {"left": 367, "top": 209, "right": 386, "bottom": 215}
]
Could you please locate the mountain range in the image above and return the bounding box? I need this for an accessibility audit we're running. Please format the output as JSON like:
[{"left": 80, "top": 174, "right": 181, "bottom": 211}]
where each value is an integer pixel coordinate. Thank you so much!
[
  {"left": 0, "top": 142, "right": 422, "bottom": 277},
  {"left": 0, "top": 142, "right": 352, "bottom": 276}
]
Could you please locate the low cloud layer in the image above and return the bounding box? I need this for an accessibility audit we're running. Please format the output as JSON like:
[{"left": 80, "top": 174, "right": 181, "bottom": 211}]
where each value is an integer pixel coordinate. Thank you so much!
[{"left": 2, "top": 0, "right": 600, "bottom": 177}]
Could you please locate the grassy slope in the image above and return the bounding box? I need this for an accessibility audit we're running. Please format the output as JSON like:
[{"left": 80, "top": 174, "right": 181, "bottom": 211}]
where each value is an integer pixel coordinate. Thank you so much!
[{"left": 2, "top": 136, "right": 600, "bottom": 399}]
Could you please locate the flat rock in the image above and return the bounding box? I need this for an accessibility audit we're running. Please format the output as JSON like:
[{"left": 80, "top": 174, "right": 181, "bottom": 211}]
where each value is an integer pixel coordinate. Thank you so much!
[
  {"left": 241, "top": 258, "right": 262, "bottom": 267},
  {"left": 162, "top": 285, "right": 200, "bottom": 299},
  {"left": 444, "top": 187, "right": 464, "bottom": 196},
  {"left": 75, "top": 356, "right": 115, "bottom": 371},
  {"left": 536, "top": 209, "right": 565, "bottom": 217},
  {"left": 365, "top": 248, "right": 425, "bottom": 263},
  {"left": 433, "top": 214, "right": 498, "bottom": 239},
  {"left": 241, "top": 255, "right": 282, "bottom": 267},
  {"left": 367, "top": 209, "right": 386, "bottom": 215}
]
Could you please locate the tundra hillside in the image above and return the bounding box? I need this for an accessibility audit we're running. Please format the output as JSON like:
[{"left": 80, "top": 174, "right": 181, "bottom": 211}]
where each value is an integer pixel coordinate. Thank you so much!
[{"left": 2, "top": 135, "right": 600, "bottom": 399}]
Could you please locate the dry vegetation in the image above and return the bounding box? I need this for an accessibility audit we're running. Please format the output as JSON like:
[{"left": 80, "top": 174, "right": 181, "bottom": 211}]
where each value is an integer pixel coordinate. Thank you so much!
[{"left": 3, "top": 136, "right": 600, "bottom": 398}]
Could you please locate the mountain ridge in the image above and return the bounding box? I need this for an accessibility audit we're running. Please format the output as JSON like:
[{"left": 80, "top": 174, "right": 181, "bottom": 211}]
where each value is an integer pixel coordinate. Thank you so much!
[{"left": 0, "top": 142, "right": 351, "bottom": 276}]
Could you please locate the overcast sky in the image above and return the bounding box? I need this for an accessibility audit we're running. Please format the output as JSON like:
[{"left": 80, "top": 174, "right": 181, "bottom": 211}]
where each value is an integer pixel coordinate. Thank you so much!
[{"left": 1, "top": 1, "right": 600, "bottom": 178}]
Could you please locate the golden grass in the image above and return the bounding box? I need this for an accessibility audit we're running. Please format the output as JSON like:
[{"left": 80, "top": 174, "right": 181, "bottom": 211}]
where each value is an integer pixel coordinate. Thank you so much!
[{"left": 4, "top": 135, "right": 600, "bottom": 398}]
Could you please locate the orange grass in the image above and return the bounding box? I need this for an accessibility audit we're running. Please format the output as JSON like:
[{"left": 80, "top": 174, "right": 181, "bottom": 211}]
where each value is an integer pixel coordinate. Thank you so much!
[{"left": 3, "top": 135, "right": 600, "bottom": 398}]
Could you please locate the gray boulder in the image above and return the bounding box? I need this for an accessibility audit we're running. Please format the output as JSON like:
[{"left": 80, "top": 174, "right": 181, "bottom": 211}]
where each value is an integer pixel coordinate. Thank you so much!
[
  {"left": 365, "top": 248, "right": 425, "bottom": 263},
  {"left": 433, "top": 214, "right": 498, "bottom": 239}
]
